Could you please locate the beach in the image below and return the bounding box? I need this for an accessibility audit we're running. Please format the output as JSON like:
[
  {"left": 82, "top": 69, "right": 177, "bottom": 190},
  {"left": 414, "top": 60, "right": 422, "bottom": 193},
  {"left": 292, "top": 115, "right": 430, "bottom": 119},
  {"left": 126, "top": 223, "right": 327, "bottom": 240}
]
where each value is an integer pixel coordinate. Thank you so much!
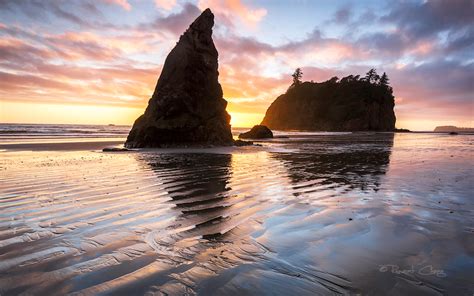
[{"left": 1, "top": 126, "right": 473, "bottom": 295}]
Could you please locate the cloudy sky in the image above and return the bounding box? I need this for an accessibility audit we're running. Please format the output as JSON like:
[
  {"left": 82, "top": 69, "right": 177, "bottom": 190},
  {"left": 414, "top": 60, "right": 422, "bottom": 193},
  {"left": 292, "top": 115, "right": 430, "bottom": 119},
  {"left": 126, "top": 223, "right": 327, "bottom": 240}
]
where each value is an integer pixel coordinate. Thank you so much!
[{"left": 0, "top": 0, "right": 473, "bottom": 130}]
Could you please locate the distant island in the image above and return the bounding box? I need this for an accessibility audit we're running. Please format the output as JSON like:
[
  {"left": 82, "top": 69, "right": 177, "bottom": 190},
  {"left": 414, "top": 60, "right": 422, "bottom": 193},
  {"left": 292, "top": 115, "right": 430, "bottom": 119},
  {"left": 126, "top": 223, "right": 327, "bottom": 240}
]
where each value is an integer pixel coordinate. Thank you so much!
[
  {"left": 434, "top": 126, "right": 474, "bottom": 132},
  {"left": 261, "top": 68, "right": 396, "bottom": 131}
]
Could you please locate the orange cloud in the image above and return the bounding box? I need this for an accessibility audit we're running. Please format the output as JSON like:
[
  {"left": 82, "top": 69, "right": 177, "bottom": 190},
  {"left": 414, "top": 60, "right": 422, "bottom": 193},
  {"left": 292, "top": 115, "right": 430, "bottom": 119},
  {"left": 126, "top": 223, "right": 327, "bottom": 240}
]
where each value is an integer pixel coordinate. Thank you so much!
[
  {"left": 198, "top": 0, "right": 267, "bottom": 27},
  {"left": 45, "top": 31, "right": 164, "bottom": 59}
]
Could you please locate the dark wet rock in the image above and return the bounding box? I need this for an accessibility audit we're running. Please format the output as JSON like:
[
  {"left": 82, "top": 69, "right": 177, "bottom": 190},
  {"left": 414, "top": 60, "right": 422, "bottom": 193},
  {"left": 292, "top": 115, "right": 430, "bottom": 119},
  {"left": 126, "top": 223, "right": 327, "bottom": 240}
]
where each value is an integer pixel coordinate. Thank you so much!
[
  {"left": 238, "top": 125, "right": 273, "bottom": 139},
  {"left": 125, "top": 9, "right": 233, "bottom": 148},
  {"left": 395, "top": 128, "right": 411, "bottom": 133},
  {"left": 449, "top": 132, "right": 458, "bottom": 135},
  {"left": 233, "top": 139, "right": 253, "bottom": 146},
  {"left": 261, "top": 78, "right": 396, "bottom": 131},
  {"left": 102, "top": 147, "right": 130, "bottom": 152}
]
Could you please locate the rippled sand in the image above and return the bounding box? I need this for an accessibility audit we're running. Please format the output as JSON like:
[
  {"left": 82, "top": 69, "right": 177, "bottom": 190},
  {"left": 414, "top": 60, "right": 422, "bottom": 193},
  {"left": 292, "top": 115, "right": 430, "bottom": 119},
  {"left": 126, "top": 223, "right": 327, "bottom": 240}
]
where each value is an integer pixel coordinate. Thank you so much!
[{"left": 1, "top": 133, "right": 473, "bottom": 295}]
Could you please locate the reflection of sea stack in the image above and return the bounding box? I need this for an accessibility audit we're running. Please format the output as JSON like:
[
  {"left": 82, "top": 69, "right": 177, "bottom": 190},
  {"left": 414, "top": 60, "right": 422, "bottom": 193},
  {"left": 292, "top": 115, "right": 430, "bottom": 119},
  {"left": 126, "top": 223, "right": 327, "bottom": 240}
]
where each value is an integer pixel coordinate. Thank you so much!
[
  {"left": 272, "top": 133, "right": 394, "bottom": 190},
  {"left": 125, "top": 9, "right": 233, "bottom": 148}
]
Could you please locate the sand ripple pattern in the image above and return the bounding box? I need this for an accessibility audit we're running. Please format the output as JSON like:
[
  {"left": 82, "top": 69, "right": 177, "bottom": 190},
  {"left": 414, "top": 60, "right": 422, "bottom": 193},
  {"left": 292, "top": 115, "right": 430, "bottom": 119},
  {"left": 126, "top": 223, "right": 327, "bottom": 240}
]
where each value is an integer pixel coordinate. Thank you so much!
[
  {"left": 0, "top": 149, "right": 358, "bottom": 295},
  {"left": 1, "top": 133, "right": 473, "bottom": 295}
]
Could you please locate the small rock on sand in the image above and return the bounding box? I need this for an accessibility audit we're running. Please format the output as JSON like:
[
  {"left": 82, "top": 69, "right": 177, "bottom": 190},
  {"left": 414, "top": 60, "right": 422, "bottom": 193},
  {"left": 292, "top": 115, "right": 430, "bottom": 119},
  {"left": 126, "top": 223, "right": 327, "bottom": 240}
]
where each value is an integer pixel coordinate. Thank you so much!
[
  {"left": 102, "top": 147, "right": 130, "bottom": 152},
  {"left": 239, "top": 125, "right": 273, "bottom": 139}
]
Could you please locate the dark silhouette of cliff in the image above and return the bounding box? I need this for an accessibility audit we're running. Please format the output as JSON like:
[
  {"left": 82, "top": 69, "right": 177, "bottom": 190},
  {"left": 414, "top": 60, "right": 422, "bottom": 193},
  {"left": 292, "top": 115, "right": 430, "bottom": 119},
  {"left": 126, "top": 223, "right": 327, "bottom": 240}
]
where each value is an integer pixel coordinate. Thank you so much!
[
  {"left": 125, "top": 9, "right": 232, "bottom": 148},
  {"left": 261, "top": 70, "right": 396, "bottom": 131}
]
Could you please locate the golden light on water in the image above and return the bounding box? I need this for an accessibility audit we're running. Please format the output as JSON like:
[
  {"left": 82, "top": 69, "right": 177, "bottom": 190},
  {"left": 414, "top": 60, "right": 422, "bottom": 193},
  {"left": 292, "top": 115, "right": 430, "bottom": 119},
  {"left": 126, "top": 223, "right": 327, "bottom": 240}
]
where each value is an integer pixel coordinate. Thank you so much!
[
  {"left": 3, "top": 100, "right": 469, "bottom": 131},
  {"left": 1, "top": 101, "right": 143, "bottom": 125},
  {"left": 229, "top": 111, "right": 263, "bottom": 128},
  {"left": 1, "top": 101, "right": 266, "bottom": 128}
]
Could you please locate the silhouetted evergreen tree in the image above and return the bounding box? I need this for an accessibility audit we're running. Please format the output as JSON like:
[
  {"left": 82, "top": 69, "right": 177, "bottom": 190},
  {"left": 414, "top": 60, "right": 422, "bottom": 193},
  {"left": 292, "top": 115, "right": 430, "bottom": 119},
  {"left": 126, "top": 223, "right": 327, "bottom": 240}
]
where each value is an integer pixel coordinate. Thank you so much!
[
  {"left": 379, "top": 72, "right": 389, "bottom": 86},
  {"left": 340, "top": 75, "right": 360, "bottom": 83},
  {"left": 292, "top": 68, "right": 303, "bottom": 85},
  {"left": 374, "top": 73, "right": 380, "bottom": 83},
  {"left": 365, "top": 68, "right": 380, "bottom": 84},
  {"left": 340, "top": 75, "right": 352, "bottom": 83}
]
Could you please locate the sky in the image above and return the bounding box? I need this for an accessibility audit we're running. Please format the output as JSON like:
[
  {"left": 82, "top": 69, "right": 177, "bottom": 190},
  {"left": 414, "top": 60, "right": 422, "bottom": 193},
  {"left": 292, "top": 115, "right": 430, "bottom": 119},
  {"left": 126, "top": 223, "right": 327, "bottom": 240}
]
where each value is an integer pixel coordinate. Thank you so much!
[{"left": 0, "top": 0, "right": 473, "bottom": 130}]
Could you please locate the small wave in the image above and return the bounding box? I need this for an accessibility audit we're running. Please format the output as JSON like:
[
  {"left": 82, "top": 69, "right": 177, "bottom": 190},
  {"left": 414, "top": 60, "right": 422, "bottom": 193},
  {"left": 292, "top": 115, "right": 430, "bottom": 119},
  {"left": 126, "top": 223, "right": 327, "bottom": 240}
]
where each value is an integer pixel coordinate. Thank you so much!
[{"left": 0, "top": 130, "right": 41, "bottom": 134}]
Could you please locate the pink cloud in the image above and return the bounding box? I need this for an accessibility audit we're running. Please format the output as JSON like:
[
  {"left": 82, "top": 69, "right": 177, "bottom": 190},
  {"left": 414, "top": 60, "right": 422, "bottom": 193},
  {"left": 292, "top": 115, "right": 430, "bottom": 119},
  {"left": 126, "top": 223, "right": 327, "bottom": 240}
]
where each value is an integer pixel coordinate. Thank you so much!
[
  {"left": 198, "top": 0, "right": 267, "bottom": 27},
  {"left": 154, "top": 0, "right": 177, "bottom": 11},
  {"left": 103, "top": 0, "right": 131, "bottom": 11}
]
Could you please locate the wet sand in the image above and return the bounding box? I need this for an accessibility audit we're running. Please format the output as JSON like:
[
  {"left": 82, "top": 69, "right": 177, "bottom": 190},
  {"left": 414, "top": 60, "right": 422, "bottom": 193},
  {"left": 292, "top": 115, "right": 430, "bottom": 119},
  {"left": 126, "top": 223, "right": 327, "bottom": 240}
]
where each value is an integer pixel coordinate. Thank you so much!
[{"left": 0, "top": 133, "right": 473, "bottom": 295}]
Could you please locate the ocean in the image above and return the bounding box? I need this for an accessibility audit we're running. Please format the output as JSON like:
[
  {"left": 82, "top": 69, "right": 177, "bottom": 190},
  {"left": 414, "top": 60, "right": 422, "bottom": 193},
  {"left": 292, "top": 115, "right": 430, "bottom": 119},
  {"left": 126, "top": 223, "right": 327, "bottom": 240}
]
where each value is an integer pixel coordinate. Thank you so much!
[{"left": 0, "top": 123, "right": 130, "bottom": 143}]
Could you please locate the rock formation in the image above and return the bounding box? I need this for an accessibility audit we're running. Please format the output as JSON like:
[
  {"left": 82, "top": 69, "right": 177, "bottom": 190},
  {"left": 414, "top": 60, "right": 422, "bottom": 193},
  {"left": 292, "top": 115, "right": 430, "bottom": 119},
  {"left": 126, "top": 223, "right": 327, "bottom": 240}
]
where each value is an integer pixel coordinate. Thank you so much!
[
  {"left": 125, "top": 9, "right": 233, "bottom": 148},
  {"left": 239, "top": 125, "right": 273, "bottom": 139},
  {"left": 261, "top": 75, "right": 396, "bottom": 131},
  {"left": 434, "top": 126, "right": 474, "bottom": 132}
]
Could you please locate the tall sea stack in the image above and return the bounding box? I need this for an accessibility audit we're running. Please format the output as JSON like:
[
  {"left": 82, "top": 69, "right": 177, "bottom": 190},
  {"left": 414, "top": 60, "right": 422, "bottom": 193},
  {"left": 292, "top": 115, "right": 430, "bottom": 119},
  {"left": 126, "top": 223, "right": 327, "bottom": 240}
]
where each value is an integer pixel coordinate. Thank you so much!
[{"left": 125, "top": 9, "right": 233, "bottom": 148}]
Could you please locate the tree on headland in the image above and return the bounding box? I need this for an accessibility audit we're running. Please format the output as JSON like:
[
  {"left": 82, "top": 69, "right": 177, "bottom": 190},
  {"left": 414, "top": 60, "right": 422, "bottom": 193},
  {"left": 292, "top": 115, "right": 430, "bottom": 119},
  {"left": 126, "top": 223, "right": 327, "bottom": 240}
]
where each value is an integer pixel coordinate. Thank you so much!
[
  {"left": 365, "top": 68, "right": 380, "bottom": 84},
  {"left": 340, "top": 75, "right": 360, "bottom": 83},
  {"left": 292, "top": 68, "right": 303, "bottom": 85},
  {"left": 378, "top": 72, "right": 392, "bottom": 92},
  {"left": 379, "top": 72, "right": 389, "bottom": 86}
]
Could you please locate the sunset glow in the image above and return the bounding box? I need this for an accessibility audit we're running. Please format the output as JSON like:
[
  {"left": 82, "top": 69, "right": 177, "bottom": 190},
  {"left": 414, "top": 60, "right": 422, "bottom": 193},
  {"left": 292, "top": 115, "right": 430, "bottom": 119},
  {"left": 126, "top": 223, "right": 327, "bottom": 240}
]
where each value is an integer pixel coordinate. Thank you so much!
[{"left": 0, "top": 0, "right": 472, "bottom": 130}]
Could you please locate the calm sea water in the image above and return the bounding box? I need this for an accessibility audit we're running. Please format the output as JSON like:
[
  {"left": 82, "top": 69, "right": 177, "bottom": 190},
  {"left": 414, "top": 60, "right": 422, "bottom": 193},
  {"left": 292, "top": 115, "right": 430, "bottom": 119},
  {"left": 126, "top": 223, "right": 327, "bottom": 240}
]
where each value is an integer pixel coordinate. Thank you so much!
[
  {"left": 0, "top": 125, "right": 473, "bottom": 295},
  {"left": 0, "top": 123, "right": 131, "bottom": 142}
]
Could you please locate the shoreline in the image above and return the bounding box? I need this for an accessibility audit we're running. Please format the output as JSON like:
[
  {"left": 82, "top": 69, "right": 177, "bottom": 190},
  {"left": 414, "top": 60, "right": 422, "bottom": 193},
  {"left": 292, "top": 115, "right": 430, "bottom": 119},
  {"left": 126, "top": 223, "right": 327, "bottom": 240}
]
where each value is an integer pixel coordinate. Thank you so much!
[
  {"left": 1, "top": 130, "right": 472, "bottom": 152},
  {"left": 0, "top": 140, "right": 125, "bottom": 151},
  {"left": 0, "top": 139, "right": 270, "bottom": 154}
]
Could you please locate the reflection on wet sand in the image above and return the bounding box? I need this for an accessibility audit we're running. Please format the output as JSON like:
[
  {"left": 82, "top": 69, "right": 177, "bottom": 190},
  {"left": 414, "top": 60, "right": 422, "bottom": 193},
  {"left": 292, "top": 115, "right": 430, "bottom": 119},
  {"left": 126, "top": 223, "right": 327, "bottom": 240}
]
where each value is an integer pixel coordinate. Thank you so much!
[
  {"left": 272, "top": 133, "right": 394, "bottom": 191},
  {"left": 140, "top": 152, "right": 343, "bottom": 294},
  {"left": 147, "top": 154, "right": 233, "bottom": 238},
  {"left": 0, "top": 132, "right": 473, "bottom": 295}
]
